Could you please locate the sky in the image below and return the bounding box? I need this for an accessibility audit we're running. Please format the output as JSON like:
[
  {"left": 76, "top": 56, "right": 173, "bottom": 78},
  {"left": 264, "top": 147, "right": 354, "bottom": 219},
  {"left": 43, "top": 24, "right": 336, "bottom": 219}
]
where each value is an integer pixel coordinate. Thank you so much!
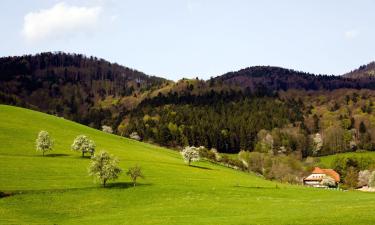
[{"left": 0, "top": 0, "right": 374, "bottom": 80}]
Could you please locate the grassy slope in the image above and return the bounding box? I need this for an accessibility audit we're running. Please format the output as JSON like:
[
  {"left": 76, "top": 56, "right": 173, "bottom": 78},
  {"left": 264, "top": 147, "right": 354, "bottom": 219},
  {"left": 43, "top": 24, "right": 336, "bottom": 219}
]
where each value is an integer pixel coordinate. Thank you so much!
[
  {"left": 318, "top": 151, "right": 375, "bottom": 168},
  {"left": 1, "top": 105, "right": 375, "bottom": 224}
]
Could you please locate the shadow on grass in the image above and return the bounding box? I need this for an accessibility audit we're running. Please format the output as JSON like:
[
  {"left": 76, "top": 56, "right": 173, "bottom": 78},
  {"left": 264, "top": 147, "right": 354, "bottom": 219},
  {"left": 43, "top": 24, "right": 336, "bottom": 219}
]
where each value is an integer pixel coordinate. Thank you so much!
[
  {"left": 4, "top": 183, "right": 153, "bottom": 197},
  {"left": 233, "top": 185, "right": 280, "bottom": 189},
  {"left": 190, "top": 165, "right": 213, "bottom": 170},
  {"left": 105, "top": 182, "right": 152, "bottom": 189},
  {"left": 0, "top": 191, "right": 13, "bottom": 198},
  {"left": 45, "top": 153, "right": 70, "bottom": 157}
]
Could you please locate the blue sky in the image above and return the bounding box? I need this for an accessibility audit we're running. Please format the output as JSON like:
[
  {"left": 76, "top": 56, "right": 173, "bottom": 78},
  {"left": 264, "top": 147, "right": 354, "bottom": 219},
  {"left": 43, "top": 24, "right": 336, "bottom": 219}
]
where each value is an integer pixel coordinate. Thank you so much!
[{"left": 0, "top": 0, "right": 374, "bottom": 80}]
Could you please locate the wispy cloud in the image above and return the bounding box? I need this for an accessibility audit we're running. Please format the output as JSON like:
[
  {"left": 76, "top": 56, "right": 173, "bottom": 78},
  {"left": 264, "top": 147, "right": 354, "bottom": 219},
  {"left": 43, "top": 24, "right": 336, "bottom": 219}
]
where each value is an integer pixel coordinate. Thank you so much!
[
  {"left": 344, "top": 29, "right": 360, "bottom": 40},
  {"left": 22, "top": 2, "right": 102, "bottom": 42}
]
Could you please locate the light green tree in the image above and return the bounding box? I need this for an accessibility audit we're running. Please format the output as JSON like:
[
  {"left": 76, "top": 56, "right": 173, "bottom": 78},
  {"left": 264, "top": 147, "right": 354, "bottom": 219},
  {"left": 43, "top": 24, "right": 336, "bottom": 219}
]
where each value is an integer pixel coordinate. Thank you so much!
[
  {"left": 88, "top": 151, "right": 122, "bottom": 187},
  {"left": 35, "top": 130, "right": 54, "bottom": 156},
  {"left": 126, "top": 165, "right": 144, "bottom": 187},
  {"left": 71, "top": 135, "right": 95, "bottom": 157}
]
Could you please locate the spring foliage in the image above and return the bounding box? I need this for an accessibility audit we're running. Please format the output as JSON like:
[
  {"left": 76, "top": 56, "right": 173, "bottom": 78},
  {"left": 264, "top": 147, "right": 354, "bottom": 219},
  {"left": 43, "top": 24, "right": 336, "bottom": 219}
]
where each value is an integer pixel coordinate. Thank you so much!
[
  {"left": 126, "top": 165, "right": 144, "bottom": 187},
  {"left": 71, "top": 135, "right": 96, "bottom": 157},
  {"left": 88, "top": 151, "right": 122, "bottom": 187},
  {"left": 181, "top": 146, "right": 200, "bottom": 165},
  {"left": 35, "top": 130, "right": 53, "bottom": 156}
]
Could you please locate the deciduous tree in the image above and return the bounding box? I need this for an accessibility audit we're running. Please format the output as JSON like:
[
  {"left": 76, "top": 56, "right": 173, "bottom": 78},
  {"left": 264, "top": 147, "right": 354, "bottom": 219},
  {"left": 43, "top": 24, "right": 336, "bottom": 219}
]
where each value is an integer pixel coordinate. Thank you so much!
[
  {"left": 88, "top": 151, "right": 122, "bottom": 187},
  {"left": 35, "top": 130, "right": 54, "bottom": 156},
  {"left": 71, "top": 135, "right": 96, "bottom": 157}
]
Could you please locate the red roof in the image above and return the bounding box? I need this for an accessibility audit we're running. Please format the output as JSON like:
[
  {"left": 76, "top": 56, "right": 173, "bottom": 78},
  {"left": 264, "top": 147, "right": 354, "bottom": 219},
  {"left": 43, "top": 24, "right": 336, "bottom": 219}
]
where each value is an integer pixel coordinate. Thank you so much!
[
  {"left": 312, "top": 167, "right": 325, "bottom": 174},
  {"left": 321, "top": 169, "right": 340, "bottom": 182},
  {"left": 308, "top": 167, "right": 340, "bottom": 182}
]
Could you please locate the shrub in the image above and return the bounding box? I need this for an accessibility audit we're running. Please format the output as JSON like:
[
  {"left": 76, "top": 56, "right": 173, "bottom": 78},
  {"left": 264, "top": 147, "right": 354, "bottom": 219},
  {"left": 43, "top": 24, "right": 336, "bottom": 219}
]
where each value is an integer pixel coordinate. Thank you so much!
[{"left": 35, "top": 130, "right": 54, "bottom": 156}]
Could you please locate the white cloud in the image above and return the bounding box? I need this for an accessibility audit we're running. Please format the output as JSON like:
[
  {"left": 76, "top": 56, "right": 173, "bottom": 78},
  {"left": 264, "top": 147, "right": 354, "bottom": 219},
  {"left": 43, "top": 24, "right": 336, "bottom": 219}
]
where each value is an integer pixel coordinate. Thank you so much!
[
  {"left": 344, "top": 29, "right": 359, "bottom": 39},
  {"left": 22, "top": 2, "right": 102, "bottom": 42}
]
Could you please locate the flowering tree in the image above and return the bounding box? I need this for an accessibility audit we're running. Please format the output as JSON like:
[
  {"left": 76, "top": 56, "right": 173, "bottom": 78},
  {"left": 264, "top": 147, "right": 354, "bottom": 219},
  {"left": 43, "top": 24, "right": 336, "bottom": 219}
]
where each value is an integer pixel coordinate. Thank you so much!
[
  {"left": 101, "top": 125, "right": 113, "bottom": 134},
  {"left": 71, "top": 135, "right": 96, "bottom": 157},
  {"left": 181, "top": 146, "right": 200, "bottom": 166},
  {"left": 321, "top": 176, "right": 336, "bottom": 187},
  {"left": 129, "top": 132, "right": 141, "bottom": 141},
  {"left": 312, "top": 133, "right": 323, "bottom": 156},
  {"left": 35, "top": 130, "right": 54, "bottom": 156},
  {"left": 126, "top": 165, "right": 144, "bottom": 187},
  {"left": 88, "top": 151, "right": 122, "bottom": 187},
  {"left": 358, "top": 170, "right": 371, "bottom": 187}
]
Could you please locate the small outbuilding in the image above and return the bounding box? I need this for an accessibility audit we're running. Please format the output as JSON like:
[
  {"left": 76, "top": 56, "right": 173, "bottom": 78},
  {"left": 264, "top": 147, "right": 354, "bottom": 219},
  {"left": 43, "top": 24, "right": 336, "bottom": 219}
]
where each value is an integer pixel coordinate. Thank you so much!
[{"left": 303, "top": 167, "right": 340, "bottom": 188}]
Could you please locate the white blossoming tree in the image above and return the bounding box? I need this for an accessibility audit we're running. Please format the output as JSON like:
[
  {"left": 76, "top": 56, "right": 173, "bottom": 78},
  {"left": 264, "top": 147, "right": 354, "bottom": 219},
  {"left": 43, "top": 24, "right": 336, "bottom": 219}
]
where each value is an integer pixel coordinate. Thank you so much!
[
  {"left": 181, "top": 146, "right": 200, "bottom": 166},
  {"left": 71, "top": 135, "right": 96, "bottom": 157},
  {"left": 129, "top": 132, "right": 141, "bottom": 141},
  {"left": 358, "top": 170, "right": 371, "bottom": 187},
  {"left": 321, "top": 176, "right": 336, "bottom": 187},
  {"left": 88, "top": 151, "right": 122, "bottom": 187},
  {"left": 312, "top": 133, "right": 323, "bottom": 156},
  {"left": 35, "top": 130, "right": 54, "bottom": 156},
  {"left": 102, "top": 125, "right": 113, "bottom": 134}
]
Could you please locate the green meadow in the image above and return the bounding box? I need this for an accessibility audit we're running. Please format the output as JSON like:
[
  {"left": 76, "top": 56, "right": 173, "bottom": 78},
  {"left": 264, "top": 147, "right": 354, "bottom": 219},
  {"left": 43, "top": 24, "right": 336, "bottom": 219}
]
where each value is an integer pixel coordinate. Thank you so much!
[
  {"left": 1, "top": 104, "right": 375, "bottom": 224},
  {"left": 318, "top": 151, "right": 375, "bottom": 168}
]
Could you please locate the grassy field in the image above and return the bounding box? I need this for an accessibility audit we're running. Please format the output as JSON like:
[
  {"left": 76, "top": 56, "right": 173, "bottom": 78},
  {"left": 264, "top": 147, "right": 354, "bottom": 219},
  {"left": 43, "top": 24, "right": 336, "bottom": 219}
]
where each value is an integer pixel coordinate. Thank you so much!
[
  {"left": 1, "top": 105, "right": 375, "bottom": 224},
  {"left": 318, "top": 151, "right": 375, "bottom": 168}
]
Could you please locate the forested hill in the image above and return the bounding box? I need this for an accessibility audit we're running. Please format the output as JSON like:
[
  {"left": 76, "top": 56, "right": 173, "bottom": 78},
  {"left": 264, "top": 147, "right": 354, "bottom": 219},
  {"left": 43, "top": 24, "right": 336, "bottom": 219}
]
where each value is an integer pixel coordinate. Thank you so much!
[
  {"left": 212, "top": 65, "right": 375, "bottom": 92},
  {"left": 344, "top": 62, "right": 375, "bottom": 79},
  {"left": 0, "top": 52, "right": 168, "bottom": 123},
  {"left": 2, "top": 52, "right": 375, "bottom": 156}
]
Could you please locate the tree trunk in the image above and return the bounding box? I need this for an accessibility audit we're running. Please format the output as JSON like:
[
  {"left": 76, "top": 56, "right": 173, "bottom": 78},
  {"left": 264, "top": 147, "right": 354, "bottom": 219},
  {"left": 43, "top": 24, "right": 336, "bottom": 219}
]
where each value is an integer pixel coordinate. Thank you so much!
[
  {"left": 103, "top": 179, "right": 107, "bottom": 187},
  {"left": 133, "top": 179, "right": 136, "bottom": 187},
  {"left": 188, "top": 158, "right": 191, "bottom": 166},
  {"left": 43, "top": 151, "right": 45, "bottom": 156},
  {"left": 82, "top": 151, "right": 84, "bottom": 157}
]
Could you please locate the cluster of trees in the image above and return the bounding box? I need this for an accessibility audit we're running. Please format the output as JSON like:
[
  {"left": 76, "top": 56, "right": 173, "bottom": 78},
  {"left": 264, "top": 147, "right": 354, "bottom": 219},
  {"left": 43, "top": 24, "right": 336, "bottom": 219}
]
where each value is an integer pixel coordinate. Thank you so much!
[
  {"left": 238, "top": 151, "right": 306, "bottom": 183},
  {"left": 331, "top": 155, "right": 375, "bottom": 189},
  {"left": 0, "top": 52, "right": 166, "bottom": 127},
  {"left": 35, "top": 130, "right": 144, "bottom": 187},
  {"left": 124, "top": 97, "right": 302, "bottom": 153}
]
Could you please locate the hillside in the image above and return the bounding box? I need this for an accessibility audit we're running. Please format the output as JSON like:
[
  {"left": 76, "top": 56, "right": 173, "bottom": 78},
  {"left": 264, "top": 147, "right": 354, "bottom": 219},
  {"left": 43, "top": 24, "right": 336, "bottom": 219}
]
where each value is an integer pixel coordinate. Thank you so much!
[
  {"left": 344, "top": 62, "right": 375, "bottom": 79},
  {"left": 3, "top": 53, "right": 375, "bottom": 156},
  {"left": 2, "top": 105, "right": 375, "bottom": 224},
  {"left": 0, "top": 52, "right": 168, "bottom": 126},
  {"left": 213, "top": 66, "right": 375, "bottom": 92}
]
